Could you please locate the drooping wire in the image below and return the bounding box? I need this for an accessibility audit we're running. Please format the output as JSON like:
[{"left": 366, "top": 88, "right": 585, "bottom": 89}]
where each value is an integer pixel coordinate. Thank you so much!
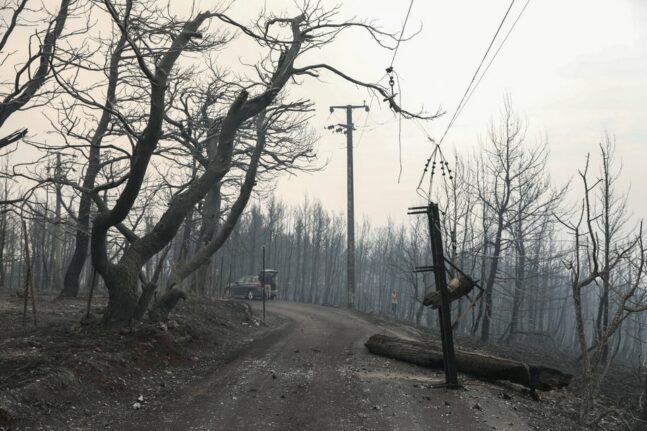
[
  {"left": 384, "top": 0, "right": 415, "bottom": 182},
  {"left": 394, "top": 70, "right": 404, "bottom": 183},
  {"left": 355, "top": 0, "right": 411, "bottom": 158},
  {"left": 355, "top": 93, "right": 376, "bottom": 148}
]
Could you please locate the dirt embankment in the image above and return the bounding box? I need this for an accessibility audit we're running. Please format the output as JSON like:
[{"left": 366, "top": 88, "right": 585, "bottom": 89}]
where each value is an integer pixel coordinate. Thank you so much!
[{"left": 0, "top": 292, "right": 282, "bottom": 430}]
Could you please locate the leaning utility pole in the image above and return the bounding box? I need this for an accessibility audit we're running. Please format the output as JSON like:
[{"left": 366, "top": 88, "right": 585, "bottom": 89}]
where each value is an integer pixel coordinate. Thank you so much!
[
  {"left": 409, "top": 202, "right": 459, "bottom": 388},
  {"left": 328, "top": 103, "right": 369, "bottom": 309}
]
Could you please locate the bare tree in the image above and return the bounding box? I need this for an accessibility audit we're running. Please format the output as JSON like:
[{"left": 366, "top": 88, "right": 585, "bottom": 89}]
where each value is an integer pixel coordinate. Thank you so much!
[
  {"left": 0, "top": 0, "right": 73, "bottom": 139},
  {"left": 74, "top": 3, "right": 438, "bottom": 325},
  {"left": 596, "top": 135, "right": 630, "bottom": 363},
  {"left": 57, "top": 0, "right": 130, "bottom": 298},
  {"left": 473, "top": 98, "right": 549, "bottom": 342},
  {"left": 558, "top": 153, "right": 646, "bottom": 424}
]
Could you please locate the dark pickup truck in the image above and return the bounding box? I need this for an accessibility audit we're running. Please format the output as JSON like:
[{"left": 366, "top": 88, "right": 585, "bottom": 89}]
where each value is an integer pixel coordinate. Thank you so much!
[{"left": 227, "top": 270, "right": 278, "bottom": 300}]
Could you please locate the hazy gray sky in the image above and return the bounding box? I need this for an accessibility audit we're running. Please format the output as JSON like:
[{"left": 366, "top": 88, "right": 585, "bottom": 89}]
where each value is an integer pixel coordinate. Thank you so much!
[
  {"left": 3, "top": 0, "right": 646, "bottom": 227},
  {"left": 223, "top": 0, "right": 647, "bottom": 225}
]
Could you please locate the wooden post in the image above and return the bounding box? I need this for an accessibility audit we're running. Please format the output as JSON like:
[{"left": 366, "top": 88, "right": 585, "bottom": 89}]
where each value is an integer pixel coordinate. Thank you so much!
[{"left": 21, "top": 220, "right": 37, "bottom": 328}]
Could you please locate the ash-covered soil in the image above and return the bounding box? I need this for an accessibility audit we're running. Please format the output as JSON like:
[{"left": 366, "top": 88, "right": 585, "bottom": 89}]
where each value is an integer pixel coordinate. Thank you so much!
[
  {"left": 0, "top": 294, "right": 637, "bottom": 430},
  {"left": 0, "top": 292, "right": 284, "bottom": 430}
]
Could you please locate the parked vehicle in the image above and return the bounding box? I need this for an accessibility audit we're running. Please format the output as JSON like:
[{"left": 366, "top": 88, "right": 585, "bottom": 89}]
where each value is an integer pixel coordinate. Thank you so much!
[{"left": 227, "top": 270, "right": 279, "bottom": 300}]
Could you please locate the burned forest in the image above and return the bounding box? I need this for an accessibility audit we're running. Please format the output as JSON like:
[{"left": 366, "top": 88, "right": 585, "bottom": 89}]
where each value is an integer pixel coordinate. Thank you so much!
[{"left": 1, "top": 1, "right": 646, "bottom": 430}]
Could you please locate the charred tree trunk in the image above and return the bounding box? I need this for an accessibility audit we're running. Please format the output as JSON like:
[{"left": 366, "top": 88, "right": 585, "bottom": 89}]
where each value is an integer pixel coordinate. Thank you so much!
[
  {"left": 149, "top": 289, "right": 187, "bottom": 322},
  {"left": 92, "top": 12, "right": 243, "bottom": 325},
  {"left": 60, "top": 6, "right": 128, "bottom": 298},
  {"left": 0, "top": 209, "right": 6, "bottom": 288},
  {"left": 637, "top": 373, "right": 647, "bottom": 430},
  {"left": 481, "top": 217, "right": 504, "bottom": 342},
  {"left": 507, "top": 239, "right": 526, "bottom": 343}
]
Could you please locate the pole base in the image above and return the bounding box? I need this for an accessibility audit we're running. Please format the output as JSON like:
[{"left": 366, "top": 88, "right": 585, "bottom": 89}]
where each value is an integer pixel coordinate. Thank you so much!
[{"left": 431, "top": 382, "right": 463, "bottom": 390}]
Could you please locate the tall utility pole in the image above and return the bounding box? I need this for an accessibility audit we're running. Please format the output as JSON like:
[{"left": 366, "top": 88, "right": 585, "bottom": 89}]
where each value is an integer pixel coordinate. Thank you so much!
[{"left": 328, "top": 103, "right": 369, "bottom": 309}]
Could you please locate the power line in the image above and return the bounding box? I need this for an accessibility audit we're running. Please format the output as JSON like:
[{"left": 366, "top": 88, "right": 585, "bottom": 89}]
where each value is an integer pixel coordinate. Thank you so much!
[
  {"left": 437, "top": 0, "right": 517, "bottom": 147},
  {"left": 390, "top": 0, "right": 416, "bottom": 68},
  {"left": 455, "top": 0, "right": 532, "bottom": 122},
  {"left": 387, "top": 0, "right": 415, "bottom": 182},
  {"left": 394, "top": 71, "right": 406, "bottom": 183},
  {"left": 416, "top": 0, "right": 527, "bottom": 196},
  {"left": 353, "top": 1, "right": 415, "bottom": 179}
]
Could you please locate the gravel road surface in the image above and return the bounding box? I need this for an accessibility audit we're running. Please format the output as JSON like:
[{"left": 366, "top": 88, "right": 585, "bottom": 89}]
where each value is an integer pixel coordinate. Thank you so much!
[{"left": 127, "top": 301, "right": 528, "bottom": 431}]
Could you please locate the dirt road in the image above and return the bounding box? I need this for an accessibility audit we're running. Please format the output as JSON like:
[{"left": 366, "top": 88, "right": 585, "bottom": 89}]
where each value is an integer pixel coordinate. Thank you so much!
[{"left": 126, "top": 302, "right": 529, "bottom": 431}]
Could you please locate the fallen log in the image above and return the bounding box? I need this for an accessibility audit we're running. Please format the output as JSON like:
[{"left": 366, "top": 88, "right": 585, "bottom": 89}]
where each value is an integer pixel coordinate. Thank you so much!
[{"left": 365, "top": 334, "right": 571, "bottom": 392}]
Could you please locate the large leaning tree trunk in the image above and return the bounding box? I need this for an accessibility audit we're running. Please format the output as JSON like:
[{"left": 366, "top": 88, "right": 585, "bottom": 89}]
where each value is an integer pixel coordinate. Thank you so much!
[
  {"left": 93, "top": 11, "right": 310, "bottom": 326},
  {"left": 147, "top": 110, "right": 269, "bottom": 319},
  {"left": 91, "top": 6, "right": 220, "bottom": 326},
  {"left": 59, "top": 3, "right": 129, "bottom": 298}
]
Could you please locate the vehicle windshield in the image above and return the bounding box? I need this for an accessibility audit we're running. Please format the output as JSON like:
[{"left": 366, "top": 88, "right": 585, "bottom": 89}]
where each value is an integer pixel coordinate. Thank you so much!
[{"left": 236, "top": 275, "right": 258, "bottom": 283}]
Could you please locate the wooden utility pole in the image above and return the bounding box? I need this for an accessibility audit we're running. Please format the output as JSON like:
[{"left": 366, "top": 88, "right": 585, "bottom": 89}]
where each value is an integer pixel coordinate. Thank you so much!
[{"left": 328, "top": 103, "right": 369, "bottom": 309}]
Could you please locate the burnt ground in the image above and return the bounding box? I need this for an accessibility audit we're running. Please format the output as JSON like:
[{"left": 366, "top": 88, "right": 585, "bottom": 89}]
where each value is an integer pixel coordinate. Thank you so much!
[
  {"left": 0, "top": 293, "right": 636, "bottom": 430},
  {"left": 0, "top": 292, "right": 284, "bottom": 430}
]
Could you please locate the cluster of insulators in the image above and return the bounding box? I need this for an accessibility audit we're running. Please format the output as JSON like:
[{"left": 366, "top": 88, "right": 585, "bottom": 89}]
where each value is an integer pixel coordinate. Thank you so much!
[{"left": 423, "top": 157, "right": 453, "bottom": 181}]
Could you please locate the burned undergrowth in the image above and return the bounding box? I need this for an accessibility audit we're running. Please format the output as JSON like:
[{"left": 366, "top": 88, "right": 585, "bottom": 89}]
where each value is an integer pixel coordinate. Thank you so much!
[{"left": 0, "top": 293, "right": 280, "bottom": 430}]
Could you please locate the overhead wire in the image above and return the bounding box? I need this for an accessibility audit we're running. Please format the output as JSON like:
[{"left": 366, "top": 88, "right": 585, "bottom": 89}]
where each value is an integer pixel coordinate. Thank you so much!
[
  {"left": 436, "top": 0, "right": 517, "bottom": 147},
  {"left": 416, "top": 0, "right": 529, "bottom": 198},
  {"left": 395, "top": 70, "right": 404, "bottom": 183},
  {"left": 390, "top": 0, "right": 415, "bottom": 183},
  {"left": 356, "top": 0, "right": 415, "bottom": 180},
  {"left": 389, "top": 0, "right": 416, "bottom": 68},
  {"left": 455, "top": 0, "right": 532, "bottom": 122},
  {"left": 370, "top": 0, "right": 414, "bottom": 184},
  {"left": 411, "top": 1, "right": 533, "bottom": 316},
  {"left": 355, "top": 75, "right": 385, "bottom": 147}
]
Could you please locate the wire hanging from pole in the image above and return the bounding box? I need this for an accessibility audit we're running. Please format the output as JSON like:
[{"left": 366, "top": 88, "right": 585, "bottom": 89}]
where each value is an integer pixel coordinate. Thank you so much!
[
  {"left": 384, "top": 0, "right": 415, "bottom": 183},
  {"left": 394, "top": 70, "right": 404, "bottom": 183}
]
